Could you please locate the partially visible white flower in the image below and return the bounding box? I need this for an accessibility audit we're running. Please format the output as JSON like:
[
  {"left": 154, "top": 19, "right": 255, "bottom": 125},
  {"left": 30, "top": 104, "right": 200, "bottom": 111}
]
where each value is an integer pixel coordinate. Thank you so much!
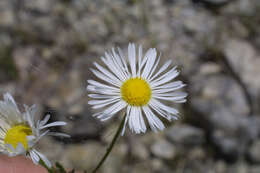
[
  {"left": 0, "top": 93, "right": 69, "bottom": 168},
  {"left": 87, "top": 43, "right": 187, "bottom": 135}
]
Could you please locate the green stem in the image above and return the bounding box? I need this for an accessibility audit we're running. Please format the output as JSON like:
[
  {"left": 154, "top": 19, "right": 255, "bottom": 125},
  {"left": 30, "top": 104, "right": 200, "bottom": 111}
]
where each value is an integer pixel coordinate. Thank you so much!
[
  {"left": 39, "top": 159, "right": 54, "bottom": 173},
  {"left": 92, "top": 114, "right": 126, "bottom": 173}
]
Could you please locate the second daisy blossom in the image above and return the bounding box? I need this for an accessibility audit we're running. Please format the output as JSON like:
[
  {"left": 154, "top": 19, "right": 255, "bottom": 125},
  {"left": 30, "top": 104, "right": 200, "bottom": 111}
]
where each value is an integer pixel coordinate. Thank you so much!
[
  {"left": 0, "top": 93, "right": 69, "bottom": 168},
  {"left": 87, "top": 43, "right": 187, "bottom": 134}
]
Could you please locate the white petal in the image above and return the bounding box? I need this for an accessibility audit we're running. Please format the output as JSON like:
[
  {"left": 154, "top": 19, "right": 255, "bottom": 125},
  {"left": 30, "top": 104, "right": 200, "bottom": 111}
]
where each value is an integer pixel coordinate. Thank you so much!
[
  {"left": 153, "top": 91, "right": 188, "bottom": 98},
  {"left": 173, "top": 99, "right": 187, "bottom": 103},
  {"left": 5, "top": 144, "right": 15, "bottom": 153},
  {"left": 16, "top": 143, "right": 25, "bottom": 153},
  {"left": 151, "top": 99, "right": 179, "bottom": 116},
  {"left": 0, "top": 102, "right": 22, "bottom": 124},
  {"left": 27, "top": 136, "right": 36, "bottom": 148},
  {"left": 25, "top": 108, "right": 34, "bottom": 129},
  {"left": 91, "top": 98, "right": 121, "bottom": 109},
  {"left": 139, "top": 48, "right": 151, "bottom": 73},
  {"left": 152, "top": 86, "right": 186, "bottom": 95},
  {"left": 101, "top": 103, "right": 126, "bottom": 121},
  {"left": 153, "top": 93, "right": 187, "bottom": 102},
  {"left": 93, "top": 112, "right": 114, "bottom": 121},
  {"left": 137, "top": 45, "right": 143, "bottom": 77},
  {"left": 147, "top": 53, "right": 161, "bottom": 80},
  {"left": 88, "top": 94, "right": 120, "bottom": 99},
  {"left": 137, "top": 107, "right": 146, "bottom": 133},
  {"left": 93, "top": 62, "right": 122, "bottom": 84},
  {"left": 128, "top": 107, "right": 138, "bottom": 133},
  {"left": 150, "top": 67, "right": 179, "bottom": 87},
  {"left": 128, "top": 43, "right": 136, "bottom": 77},
  {"left": 34, "top": 150, "right": 52, "bottom": 168},
  {"left": 142, "top": 106, "right": 165, "bottom": 132},
  {"left": 91, "top": 69, "right": 121, "bottom": 87},
  {"left": 105, "top": 101, "right": 127, "bottom": 116},
  {"left": 121, "top": 107, "right": 130, "bottom": 136},
  {"left": 152, "top": 81, "right": 185, "bottom": 90},
  {"left": 24, "top": 104, "right": 37, "bottom": 126},
  {"left": 112, "top": 48, "right": 128, "bottom": 78},
  {"left": 39, "top": 114, "right": 51, "bottom": 127},
  {"left": 117, "top": 47, "right": 130, "bottom": 77},
  {"left": 39, "top": 121, "right": 67, "bottom": 129},
  {"left": 149, "top": 60, "right": 172, "bottom": 81},
  {"left": 38, "top": 130, "right": 50, "bottom": 141},
  {"left": 30, "top": 150, "right": 40, "bottom": 164},
  {"left": 47, "top": 132, "right": 70, "bottom": 138},
  {"left": 88, "top": 97, "right": 120, "bottom": 105},
  {"left": 88, "top": 80, "right": 119, "bottom": 91},
  {"left": 103, "top": 53, "right": 127, "bottom": 80},
  {"left": 128, "top": 107, "right": 146, "bottom": 134},
  {"left": 95, "top": 101, "right": 127, "bottom": 121},
  {"left": 0, "top": 118, "right": 11, "bottom": 131},
  {"left": 4, "top": 93, "right": 19, "bottom": 113},
  {"left": 127, "top": 107, "right": 134, "bottom": 132},
  {"left": 149, "top": 99, "right": 178, "bottom": 121},
  {"left": 87, "top": 85, "right": 120, "bottom": 95},
  {"left": 141, "top": 48, "right": 157, "bottom": 79}
]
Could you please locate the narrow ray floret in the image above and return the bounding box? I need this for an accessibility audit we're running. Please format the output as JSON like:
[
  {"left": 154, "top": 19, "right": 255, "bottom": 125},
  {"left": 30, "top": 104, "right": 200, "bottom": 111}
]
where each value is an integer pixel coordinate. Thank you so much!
[
  {"left": 87, "top": 43, "right": 187, "bottom": 135},
  {"left": 0, "top": 93, "right": 69, "bottom": 168}
]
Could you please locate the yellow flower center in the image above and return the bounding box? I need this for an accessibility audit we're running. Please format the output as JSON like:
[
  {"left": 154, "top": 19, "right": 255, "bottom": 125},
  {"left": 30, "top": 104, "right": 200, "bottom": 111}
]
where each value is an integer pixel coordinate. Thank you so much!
[
  {"left": 121, "top": 77, "right": 151, "bottom": 106},
  {"left": 4, "top": 125, "right": 32, "bottom": 150}
]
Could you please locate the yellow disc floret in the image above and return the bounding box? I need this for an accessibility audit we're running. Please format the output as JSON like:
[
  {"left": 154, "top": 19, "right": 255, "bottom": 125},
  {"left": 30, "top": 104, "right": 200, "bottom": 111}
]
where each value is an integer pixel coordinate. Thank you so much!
[
  {"left": 121, "top": 77, "right": 151, "bottom": 106},
  {"left": 4, "top": 125, "right": 32, "bottom": 150}
]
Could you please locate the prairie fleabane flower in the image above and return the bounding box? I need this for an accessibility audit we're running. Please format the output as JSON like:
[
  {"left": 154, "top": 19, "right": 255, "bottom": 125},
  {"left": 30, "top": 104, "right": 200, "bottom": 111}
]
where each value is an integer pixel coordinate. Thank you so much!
[
  {"left": 87, "top": 43, "right": 187, "bottom": 134},
  {"left": 0, "top": 93, "right": 69, "bottom": 168}
]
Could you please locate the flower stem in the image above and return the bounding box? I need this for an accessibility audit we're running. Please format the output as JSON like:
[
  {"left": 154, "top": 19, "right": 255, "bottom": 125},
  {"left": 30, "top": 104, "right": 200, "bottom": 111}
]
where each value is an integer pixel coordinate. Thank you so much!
[
  {"left": 92, "top": 114, "right": 126, "bottom": 173},
  {"left": 39, "top": 159, "right": 54, "bottom": 173}
]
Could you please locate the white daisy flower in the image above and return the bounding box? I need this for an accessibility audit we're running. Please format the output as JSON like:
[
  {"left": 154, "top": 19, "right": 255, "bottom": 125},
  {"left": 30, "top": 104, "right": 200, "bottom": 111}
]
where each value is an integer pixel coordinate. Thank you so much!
[
  {"left": 0, "top": 93, "right": 69, "bottom": 168},
  {"left": 87, "top": 43, "right": 187, "bottom": 135}
]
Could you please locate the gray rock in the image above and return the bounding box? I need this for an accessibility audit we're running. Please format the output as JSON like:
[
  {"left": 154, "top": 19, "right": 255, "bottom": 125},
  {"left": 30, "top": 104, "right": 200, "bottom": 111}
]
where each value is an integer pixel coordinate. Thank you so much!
[
  {"left": 62, "top": 110, "right": 103, "bottom": 141},
  {"left": 223, "top": 39, "right": 260, "bottom": 113},
  {"left": 199, "top": 62, "right": 222, "bottom": 75},
  {"left": 228, "top": 161, "right": 249, "bottom": 173},
  {"left": 250, "top": 166, "right": 260, "bottom": 173},
  {"left": 150, "top": 159, "right": 172, "bottom": 173},
  {"left": 101, "top": 143, "right": 127, "bottom": 173},
  {"left": 166, "top": 124, "right": 205, "bottom": 146},
  {"left": 212, "top": 130, "right": 241, "bottom": 157},
  {"left": 182, "top": 8, "right": 216, "bottom": 34},
  {"left": 23, "top": 0, "right": 55, "bottom": 13},
  {"left": 151, "top": 139, "right": 176, "bottom": 159},
  {"left": 214, "top": 160, "right": 228, "bottom": 173},
  {"left": 245, "top": 116, "right": 260, "bottom": 141},
  {"left": 61, "top": 141, "right": 103, "bottom": 170},
  {"left": 0, "top": 0, "right": 259, "bottom": 172},
  {"left": 249, "top": 140, "right": 260, "bottom": 163},
  {"left": 190, "top": 74, "right": 252, "bottom": 159},
  {"left": 211, "top": 116, "right": 260, "bottom": 160},
  {"left": 201, "top": 0, "right": 231, "bottom": 5},
  {"left": 37, "top": 137, "right": 65, "bottom": 164},
  {"left": 131, "top": 140, "right": 150, "bottom": 160},
  {"left": 0, "top": 9, "right": 15, "bottom": 26},
  {"left": 190, "top": 67, "right": 260, "bottom": 160},
  {"left": 222, "top": 0, "right": 258, "bottom": 16},
  {"left": 191, "top": 75, "right": 250, "bottom": 119}
]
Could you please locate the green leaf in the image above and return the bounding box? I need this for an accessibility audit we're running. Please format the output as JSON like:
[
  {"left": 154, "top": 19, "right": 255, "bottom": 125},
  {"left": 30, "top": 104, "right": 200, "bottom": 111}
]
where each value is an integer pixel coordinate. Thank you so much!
[{"left": 55, "top": 162, "right": 67, "bottom": 173}]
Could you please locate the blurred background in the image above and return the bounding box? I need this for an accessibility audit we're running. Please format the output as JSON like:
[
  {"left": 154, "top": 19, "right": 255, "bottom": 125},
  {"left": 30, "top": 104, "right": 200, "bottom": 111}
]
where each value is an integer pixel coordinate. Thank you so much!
[{"left": 0, "top": 0, "right": 260, "bottom": 172}]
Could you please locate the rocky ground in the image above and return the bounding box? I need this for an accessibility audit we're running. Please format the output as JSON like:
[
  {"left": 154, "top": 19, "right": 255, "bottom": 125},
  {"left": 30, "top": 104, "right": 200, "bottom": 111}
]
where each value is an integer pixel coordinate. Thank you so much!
[{"left": 0, "top": 0, "right": 260, "bottom": 172}]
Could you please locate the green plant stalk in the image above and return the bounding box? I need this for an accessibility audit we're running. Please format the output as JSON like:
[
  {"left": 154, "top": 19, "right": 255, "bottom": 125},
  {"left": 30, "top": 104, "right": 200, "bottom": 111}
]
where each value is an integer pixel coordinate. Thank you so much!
[
  {"left": 56, "top": 162, "right": 67, "bottom": 173},
  {"left": 39, "top": 159, "right": 55, "bottom": 173},
  {"left": 92, "top": 114, "right": 126, "bottom": 173}
]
